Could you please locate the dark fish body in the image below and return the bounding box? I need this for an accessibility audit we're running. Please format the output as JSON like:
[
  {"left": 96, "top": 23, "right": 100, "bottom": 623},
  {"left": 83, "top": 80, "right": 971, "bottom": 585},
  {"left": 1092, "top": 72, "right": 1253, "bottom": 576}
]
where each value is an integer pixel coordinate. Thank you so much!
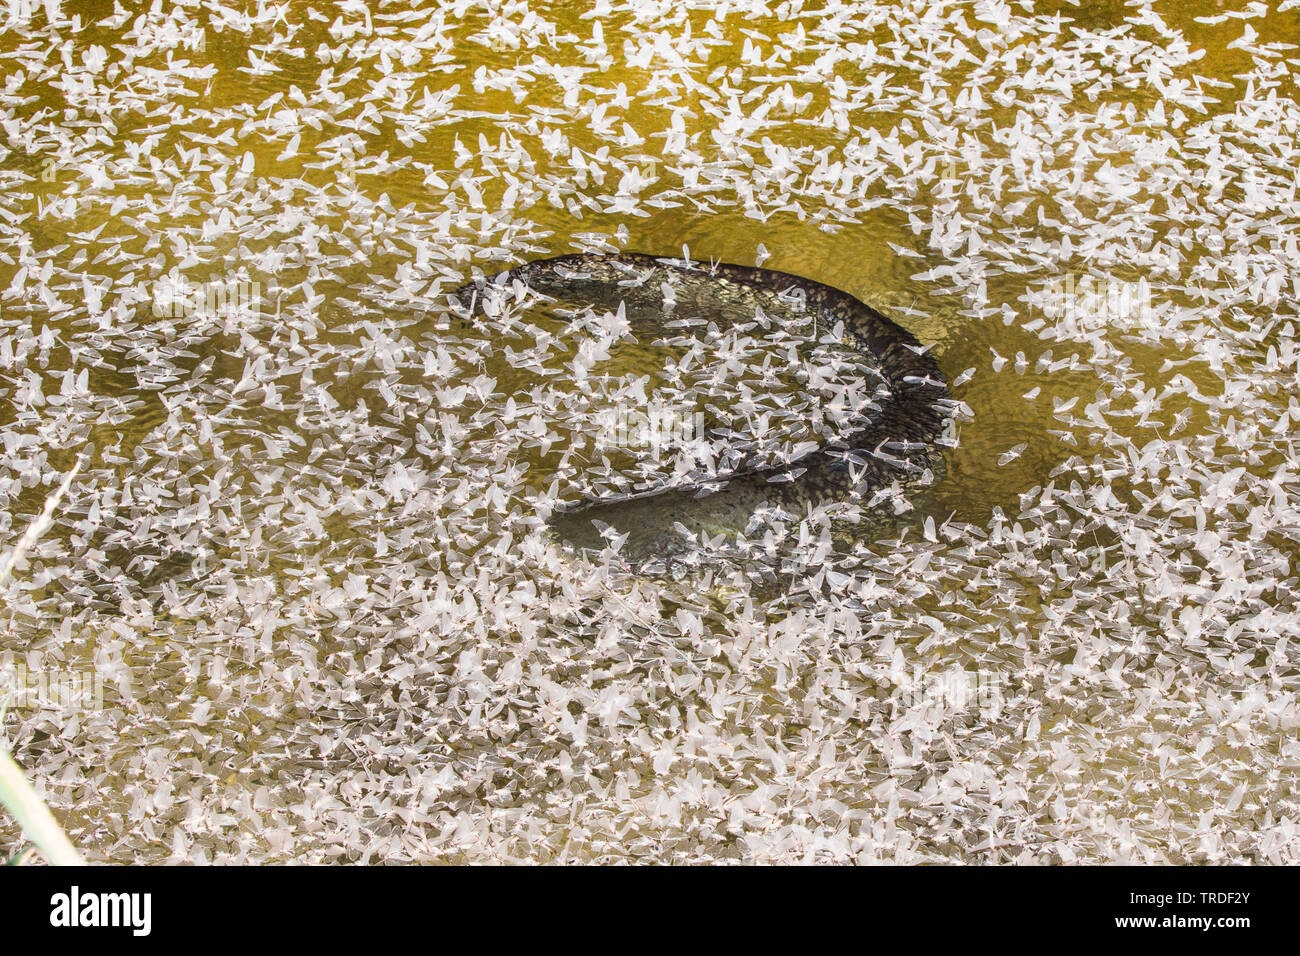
[{"left": 451, "top": 252, "right": 950, "bottom": 536}]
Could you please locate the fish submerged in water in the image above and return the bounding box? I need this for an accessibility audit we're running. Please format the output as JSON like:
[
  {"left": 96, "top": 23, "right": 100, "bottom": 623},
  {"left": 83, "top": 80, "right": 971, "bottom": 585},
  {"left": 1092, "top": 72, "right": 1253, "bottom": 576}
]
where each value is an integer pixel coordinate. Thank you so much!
[{"left": 449, "top": 252, "right": 952, "bottom": 557}]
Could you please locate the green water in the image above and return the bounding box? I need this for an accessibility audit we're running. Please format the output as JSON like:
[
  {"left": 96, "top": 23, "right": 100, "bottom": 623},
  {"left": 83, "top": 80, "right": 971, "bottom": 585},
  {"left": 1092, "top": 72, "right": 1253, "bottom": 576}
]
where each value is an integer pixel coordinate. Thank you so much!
[{"left": 0, "top": 0, "right": 1298, "bottom": 863}]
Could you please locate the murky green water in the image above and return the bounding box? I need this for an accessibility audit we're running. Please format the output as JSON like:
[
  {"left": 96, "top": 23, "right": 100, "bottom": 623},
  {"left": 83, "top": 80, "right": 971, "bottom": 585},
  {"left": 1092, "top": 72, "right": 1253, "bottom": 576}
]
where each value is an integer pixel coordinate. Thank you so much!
[{"left": 1, "top": 0, "right": 1299, "bottom": 862}]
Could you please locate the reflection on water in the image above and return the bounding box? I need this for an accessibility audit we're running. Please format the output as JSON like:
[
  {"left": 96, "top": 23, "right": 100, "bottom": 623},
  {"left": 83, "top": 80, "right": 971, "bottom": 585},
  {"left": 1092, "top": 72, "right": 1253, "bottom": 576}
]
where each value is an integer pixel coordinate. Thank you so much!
[{"left": 1, "top": 0, "right": 1299, "bottom": 863}]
